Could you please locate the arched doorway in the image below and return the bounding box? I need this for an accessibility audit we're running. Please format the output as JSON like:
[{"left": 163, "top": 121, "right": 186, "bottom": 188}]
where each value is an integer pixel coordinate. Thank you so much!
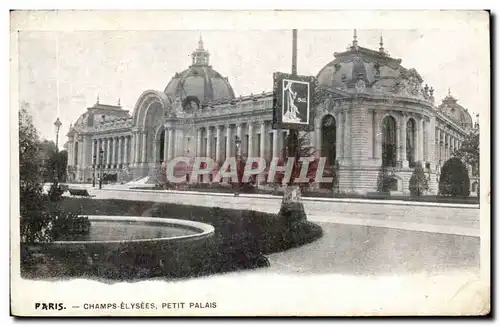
[
  {"left": 382, "top": 116, "right": 397, "bottom": 167},
  {"left": 406, "top": 118, "right": 416, "bottom": 167},
  {"left": 321, "top": 114, "right": 336, "bottom": 166}
]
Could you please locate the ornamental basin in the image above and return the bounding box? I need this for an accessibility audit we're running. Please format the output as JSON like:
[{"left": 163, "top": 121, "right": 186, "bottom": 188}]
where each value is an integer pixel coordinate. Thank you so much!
[{"left": 22, "top": 216, "right": 216, "bottom": 280}]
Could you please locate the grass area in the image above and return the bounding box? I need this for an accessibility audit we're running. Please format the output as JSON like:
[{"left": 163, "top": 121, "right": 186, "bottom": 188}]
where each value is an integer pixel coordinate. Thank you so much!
[
  {"left": 130, "top": 184, "right": 480, "bottom": 205},
  {"left": 21, "top": 198, "right": 323, "bottom": 281}
]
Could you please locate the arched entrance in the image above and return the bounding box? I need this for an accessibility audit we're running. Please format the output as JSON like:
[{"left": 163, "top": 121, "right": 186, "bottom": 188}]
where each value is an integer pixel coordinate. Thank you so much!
[
  {"left": 382, "top": 116, "right": 397, "bottom": 167},
  {"left": 321, "top": 114, "right": 336, "bottom": 166},
  {"left": 406, "top": 118, "right": 416, "bottom": 167}
]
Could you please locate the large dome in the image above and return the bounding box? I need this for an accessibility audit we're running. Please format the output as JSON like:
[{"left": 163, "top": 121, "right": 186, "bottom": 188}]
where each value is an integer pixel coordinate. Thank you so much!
[
  {"left": 316, "top": 31, "right": 434, "bottom": 103},
  {"left": 164, "top": 37, "right": 236, "bottom": 104}
]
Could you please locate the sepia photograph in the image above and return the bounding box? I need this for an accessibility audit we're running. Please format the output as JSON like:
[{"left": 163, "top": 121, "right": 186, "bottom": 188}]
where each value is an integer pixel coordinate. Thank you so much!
[{"left": 10, "top": 10, "right": 490, "bottom": 316}]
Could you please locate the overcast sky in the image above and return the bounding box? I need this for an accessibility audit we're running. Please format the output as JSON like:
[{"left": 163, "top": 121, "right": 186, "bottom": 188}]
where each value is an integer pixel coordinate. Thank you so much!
[{"left": 15, "top": 13, "right": 489, "bottom": 144}]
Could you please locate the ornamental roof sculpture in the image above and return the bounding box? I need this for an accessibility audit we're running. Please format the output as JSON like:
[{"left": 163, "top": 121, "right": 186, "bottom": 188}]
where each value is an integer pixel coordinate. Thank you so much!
[{"left": 316, "top": 29, "right": 435, "bottom": 103}]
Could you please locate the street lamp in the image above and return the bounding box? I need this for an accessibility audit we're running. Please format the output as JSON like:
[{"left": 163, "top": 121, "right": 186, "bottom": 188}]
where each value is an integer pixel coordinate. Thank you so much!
[
  {"left": 234, "top": 135, "right": 242, "bottom": 196},
  {"left": 53, "top": 117, "right": 62, "bottom": 183},
  {"left": 99, "top": 147, "right": 105, "bottom": 189},
  {"left": 92, "top": 154, "right": 97, "bottom": 187}
]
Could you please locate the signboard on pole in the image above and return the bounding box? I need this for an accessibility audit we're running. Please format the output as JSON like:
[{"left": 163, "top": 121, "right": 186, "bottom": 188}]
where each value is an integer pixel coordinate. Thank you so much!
[{"left": 272, "top": 72, "right": 316, "bottom": 131}]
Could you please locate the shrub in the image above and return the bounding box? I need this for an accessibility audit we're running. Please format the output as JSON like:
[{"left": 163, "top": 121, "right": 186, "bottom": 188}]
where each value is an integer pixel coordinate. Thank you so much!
[
  {"left": 20, "top": 202, "right": 90, "bottom": 243},
  {"left": 409, "top": 162, "right": 429, "bottom": 196},
  {"left": 48, "top": 181, "right": 65, "bottom": 202},
  {"left": 439, "top": 157, "right": 471, "bottom": 197},
  {"left": 376, "top": 164, "right": 390, "bottom": 193}
]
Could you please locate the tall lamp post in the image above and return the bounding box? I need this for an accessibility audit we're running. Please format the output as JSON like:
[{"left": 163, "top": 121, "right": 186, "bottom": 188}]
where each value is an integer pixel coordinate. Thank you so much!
[
  {"left": 234, "top": 135, "right": 242, "bottom": 196},
  {"left": 99, "top": 147, "right": 105, "bottom": 189},
  {"left": 53, "top": 117, "right": 62, "bottom": 183}
]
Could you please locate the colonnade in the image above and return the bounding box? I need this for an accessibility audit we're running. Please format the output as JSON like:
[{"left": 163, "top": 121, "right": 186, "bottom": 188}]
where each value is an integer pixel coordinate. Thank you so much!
[
  {"left": 194, "top": 121, "right": 288, "bottom": 163},
  {"left": 90, "top": 135, "right": 132, "bottom": 168},
  {"left": 436, "top": 128, "right": 462, "bottom": 164}
]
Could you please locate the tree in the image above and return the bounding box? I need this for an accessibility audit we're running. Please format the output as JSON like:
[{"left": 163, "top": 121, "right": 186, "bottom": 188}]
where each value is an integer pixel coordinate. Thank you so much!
[
  {"left": 19, "top": 105, "right": 43, "bottom": 219},
  {"left": 409, "top": 161, "right": 429, "bottom": 196},
  {"left": 19, "top": 107, "right": 89, "bottom": 244},
  {"left": 439, "top": 157, "right": 470, "bottom": 197},
  {"left": 453, "top": 131, "right": 479, "bottom": 176}
]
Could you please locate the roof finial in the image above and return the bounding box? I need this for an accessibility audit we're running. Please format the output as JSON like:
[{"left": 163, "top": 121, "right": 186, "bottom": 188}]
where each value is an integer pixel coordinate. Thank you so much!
[
  {"left": 198, "top": 34, "right": 204, "bottom": 50},
  {"left": 117, "top": 97, "right": 121, "bottom": 106},
  {"left": 379, "top": 35, "right": 385, "bottom": 53},
  {"left": 352, "top": 29, "right": 358, "bottom": 47},
  {"left": 96, "top": 94, "right": 100, "bottom": 104},
  {"left": 448, "top": 87, "right": 451, "bottom": 96}
]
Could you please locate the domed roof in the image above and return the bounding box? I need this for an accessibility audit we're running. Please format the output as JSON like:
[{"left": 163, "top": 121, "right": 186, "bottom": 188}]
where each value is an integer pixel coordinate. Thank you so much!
[
  {"left": 316, "top": 30, "right": 434, "bottom": 103},
  {"left": 164, "top": 37, "right": 236, "bottom": 105},
  {"left": 437, "top": 89, "right": 473, "bottom": 130}
]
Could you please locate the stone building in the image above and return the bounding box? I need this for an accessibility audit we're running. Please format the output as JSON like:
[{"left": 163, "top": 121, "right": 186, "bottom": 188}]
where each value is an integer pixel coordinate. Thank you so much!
[{"left": 66, "top": 32, "right": 475, "bottom": 194}]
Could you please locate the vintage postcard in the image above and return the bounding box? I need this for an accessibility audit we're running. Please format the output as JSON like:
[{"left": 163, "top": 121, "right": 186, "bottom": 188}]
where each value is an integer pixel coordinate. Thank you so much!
[{"left": 10, "top": 10, "right": 491, "bottom": 316}]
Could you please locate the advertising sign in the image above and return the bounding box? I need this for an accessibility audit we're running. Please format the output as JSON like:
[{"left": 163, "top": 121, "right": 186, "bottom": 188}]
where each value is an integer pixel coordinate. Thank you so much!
[{"left": 273, "top": 72, "right": 315, "bottom": 131}]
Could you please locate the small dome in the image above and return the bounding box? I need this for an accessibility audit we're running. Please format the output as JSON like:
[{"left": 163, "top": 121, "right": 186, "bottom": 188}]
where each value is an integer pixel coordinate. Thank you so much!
[
  {"left": 316, "top": 31, "right": 433, "bottom": 102},
  {"left": 437, "top": 89, "right": 473, "bottom": 130},
  {"left": 164, "top": 36, "right": 236, "bottom": 105}
]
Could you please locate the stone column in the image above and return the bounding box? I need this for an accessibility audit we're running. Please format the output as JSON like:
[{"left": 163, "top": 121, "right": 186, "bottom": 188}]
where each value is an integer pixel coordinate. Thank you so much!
[
  {"left": 91, "top": 139, "right": 95, "bottom": 165},
  {"left": 68, "top": 140, "right": 72, "bottom": 166},
  {"left": 196, "top": 128, "right": 202, "bottom": 157},
  {"left": 272, "top": 129, "right": 279, "bottom": 158},
  {"left": 106, "top": 138, "right": 111, "bottom": 165},
  {"left": 343, "top": 111, "right": 351, "bottom": 162},
  {"left": 373, "top": 110, "right": 381, "bottom": 159},
  {"left": 82, "top": 137, "right": 88, "bottom": 170},
  {"left": 445, "top": 134, "right": 449, "bottom": 161},
  {"left": 206, "top": 126, "right": 212, "bottom": 158},
  {"left": 141, "top": 132, "right": 147, "bottom": 163},
  {"left": 118, "top": 137, "right": 123, "bottom": 164},
  {"left": 400, "top": 114, "right": 407, "bottom": 167},
  {"left": 260, "top": 121, "right": 266, "bottom": 158},
  {"left": 236, "top": 123, "right": 242, "bottom": 141},
  {"left": 315, "top": 118, "right": 322, "bottom": 157},
  {"left": 133, "top": 132, "right": 140, "bottom": 163},
  {"left": 418, "top": 118, "right": 424, "bottom": 163},
  {"left": 438, "top": 128, "right": 443, "bottom": 164},
  {"left": 226, "top": 125, "right": 232, "bottom": 158},
  {"left": 247, "top": 122, "right": 254, "bottom": 157},
  {"left": 112, "top": 137, "right": 117, "bottom": 166},
  {"left": 429, "top": 116, "right": 436, "bottom": 169},
  {"left": 163, "top": 128, "right": 169, "bottom": 162},
  {"left": 168, "top": 128, "right": 174, "bottom": 160},
  {"left": 337, "top": 111, "right": 344, "bottom": 162},
  {"left": 124, "top": 136, "right": 129, "bottom": 164},
  {"left": 216, "top": 126, "right": 222, "bottom": 162}
]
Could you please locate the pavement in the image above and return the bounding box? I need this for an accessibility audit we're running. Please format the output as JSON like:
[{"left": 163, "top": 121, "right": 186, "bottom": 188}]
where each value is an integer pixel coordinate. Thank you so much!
[
  {"left": 56, "top": 183, "right": 481, "bottom": 238},
  {"left": 49, "top": 183, "right": 481, "bottom": 279}
]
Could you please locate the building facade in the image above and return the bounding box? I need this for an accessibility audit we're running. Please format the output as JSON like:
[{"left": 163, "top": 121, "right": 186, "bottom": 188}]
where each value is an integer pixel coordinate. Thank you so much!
[{"left": 66, "top": 32, "right": 476, "bottom": 195}]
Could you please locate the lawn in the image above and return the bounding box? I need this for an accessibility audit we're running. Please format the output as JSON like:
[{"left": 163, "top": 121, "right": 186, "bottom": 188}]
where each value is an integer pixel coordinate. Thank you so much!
[{"left": 21, "top": 197, "right": 323, "bottom": 281}]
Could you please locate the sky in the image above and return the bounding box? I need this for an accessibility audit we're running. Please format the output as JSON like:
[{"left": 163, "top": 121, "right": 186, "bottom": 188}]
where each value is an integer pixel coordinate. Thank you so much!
[{"left": 14, "top": 12, "right": 489, "bottom": 146}]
